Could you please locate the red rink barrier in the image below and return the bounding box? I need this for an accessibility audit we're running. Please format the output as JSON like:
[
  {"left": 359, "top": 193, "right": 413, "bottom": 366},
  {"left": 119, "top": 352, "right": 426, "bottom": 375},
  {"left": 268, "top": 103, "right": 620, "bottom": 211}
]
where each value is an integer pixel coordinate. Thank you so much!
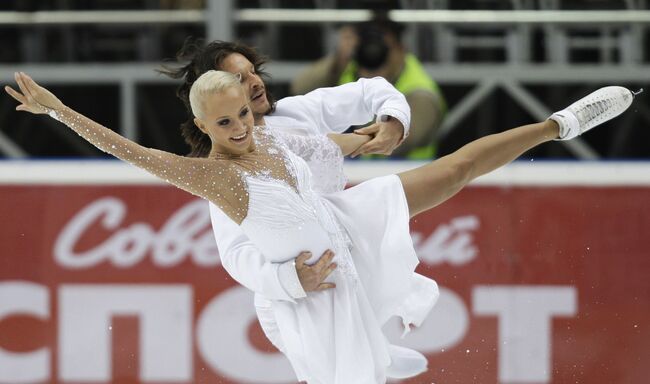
[{"left": 0, "top": 161, "right": 648, "bottom": 384}]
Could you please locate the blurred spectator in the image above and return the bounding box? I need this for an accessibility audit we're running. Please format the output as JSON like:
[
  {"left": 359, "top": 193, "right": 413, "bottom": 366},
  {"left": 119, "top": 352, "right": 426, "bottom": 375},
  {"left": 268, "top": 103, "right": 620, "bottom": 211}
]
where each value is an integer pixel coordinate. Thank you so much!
[{"left": 291, "top": 15, "right": 446, "bottom": 159}]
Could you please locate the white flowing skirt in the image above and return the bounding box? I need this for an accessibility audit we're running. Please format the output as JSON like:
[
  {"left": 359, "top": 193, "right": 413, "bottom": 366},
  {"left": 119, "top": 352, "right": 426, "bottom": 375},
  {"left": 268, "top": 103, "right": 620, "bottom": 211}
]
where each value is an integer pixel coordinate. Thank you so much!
[{"left": 255, "top": 175, "right": 439, "bottom": 383}]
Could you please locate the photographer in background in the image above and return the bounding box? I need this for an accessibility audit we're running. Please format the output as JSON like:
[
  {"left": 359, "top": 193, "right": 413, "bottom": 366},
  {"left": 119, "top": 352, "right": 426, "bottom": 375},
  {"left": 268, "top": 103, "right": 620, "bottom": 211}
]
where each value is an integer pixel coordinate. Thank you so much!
[{"left": 291, "top": 14, "right": 446, "bottom": 159}]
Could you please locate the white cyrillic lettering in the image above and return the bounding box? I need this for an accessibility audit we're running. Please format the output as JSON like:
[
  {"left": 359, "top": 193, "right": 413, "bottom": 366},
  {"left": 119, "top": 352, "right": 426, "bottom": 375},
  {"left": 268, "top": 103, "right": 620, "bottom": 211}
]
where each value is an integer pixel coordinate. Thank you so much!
[
  {"left": 54, "top": 197, "right": 219, "bottom": 269},
  {"left": 58, "top": 285, "right": 192, "bottom": 382},
  {"left": 414, "top": 215, "right": 479, "bottom": 266},
  {"left": 197, "top": 286, "right": 296, "bottom": 382},
  {"left": 0, "top": 281, "right": 50, "bottom": 383},
  {"left": 473, "top": 285, "right": 577, "bottom": 383}
]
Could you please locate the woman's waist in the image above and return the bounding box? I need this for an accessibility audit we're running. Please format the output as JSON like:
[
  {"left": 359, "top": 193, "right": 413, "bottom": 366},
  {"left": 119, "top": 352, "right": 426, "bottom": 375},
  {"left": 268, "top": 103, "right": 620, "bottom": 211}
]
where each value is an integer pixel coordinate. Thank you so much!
[{"left": 241, "top": 217, "right": 335, "bottom": 263}]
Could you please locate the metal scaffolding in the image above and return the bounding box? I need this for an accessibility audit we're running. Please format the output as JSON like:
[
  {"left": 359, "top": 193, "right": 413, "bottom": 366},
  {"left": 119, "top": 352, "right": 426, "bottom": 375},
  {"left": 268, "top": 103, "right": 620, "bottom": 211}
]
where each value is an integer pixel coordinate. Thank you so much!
[{"left": 1, "top": 0, "right": 649, "bottom": 159}]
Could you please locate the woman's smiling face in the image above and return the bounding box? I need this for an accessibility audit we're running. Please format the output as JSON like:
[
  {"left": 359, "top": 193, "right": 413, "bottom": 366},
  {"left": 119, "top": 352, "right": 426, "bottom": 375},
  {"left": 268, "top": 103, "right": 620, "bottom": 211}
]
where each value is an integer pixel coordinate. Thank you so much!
[{"left": 194, "top": 85, "right": 255, "bottom": 156}]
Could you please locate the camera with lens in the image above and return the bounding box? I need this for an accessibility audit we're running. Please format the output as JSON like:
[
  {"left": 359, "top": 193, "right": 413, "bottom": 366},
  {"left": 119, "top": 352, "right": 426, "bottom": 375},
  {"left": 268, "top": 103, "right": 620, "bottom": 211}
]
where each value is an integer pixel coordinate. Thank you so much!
[{"left": 354, "top": 24, "right": 390, "bottom": 71}]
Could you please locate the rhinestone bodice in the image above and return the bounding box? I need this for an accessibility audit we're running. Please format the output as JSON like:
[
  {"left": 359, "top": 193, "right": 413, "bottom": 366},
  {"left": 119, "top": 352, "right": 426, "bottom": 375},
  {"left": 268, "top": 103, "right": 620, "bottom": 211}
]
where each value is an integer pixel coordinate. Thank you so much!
[
  {"left": 48, "top": 106, "right": 356, "bottom": 277},
  {"left": 48, "top": 106, "right": 344, "bottom": 224}
]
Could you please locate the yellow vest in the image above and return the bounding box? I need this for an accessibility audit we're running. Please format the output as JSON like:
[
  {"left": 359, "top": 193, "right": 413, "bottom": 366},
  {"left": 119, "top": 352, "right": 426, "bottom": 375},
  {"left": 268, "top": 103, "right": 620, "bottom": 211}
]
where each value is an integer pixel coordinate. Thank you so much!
[{"left": 339, "top": 54, "right": 445, "bottom": 159}]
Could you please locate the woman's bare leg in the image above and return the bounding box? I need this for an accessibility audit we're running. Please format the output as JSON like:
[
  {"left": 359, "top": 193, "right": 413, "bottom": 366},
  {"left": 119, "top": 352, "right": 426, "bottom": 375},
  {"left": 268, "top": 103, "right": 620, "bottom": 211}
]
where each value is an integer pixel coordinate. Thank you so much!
[{"left": 398, "top": 120, "right": 559, "bottom": 217}]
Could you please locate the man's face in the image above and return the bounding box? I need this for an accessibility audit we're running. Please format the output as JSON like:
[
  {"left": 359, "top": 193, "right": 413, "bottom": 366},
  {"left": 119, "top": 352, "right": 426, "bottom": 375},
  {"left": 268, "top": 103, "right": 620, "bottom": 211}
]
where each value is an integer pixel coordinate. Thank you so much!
[{"left": 220, "top": 53, "right": 271, "bottom": 120}]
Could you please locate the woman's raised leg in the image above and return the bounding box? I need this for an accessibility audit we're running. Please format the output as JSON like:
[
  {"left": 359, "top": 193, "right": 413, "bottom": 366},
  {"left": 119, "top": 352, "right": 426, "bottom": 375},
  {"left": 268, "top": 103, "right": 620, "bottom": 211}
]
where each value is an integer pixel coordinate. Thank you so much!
[
  {"left": 398, "top": 85, "right": 639, "bottom": 217},
  {"left": 397, "top": 120, "right": 558, "bottom": 217}
]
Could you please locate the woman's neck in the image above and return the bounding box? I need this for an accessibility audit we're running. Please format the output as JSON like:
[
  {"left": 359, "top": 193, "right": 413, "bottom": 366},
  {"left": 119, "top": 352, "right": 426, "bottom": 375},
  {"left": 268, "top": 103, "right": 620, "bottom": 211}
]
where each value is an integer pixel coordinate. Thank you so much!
[{"left": 209, "top": 141, "right": 257, "bottom": 159}]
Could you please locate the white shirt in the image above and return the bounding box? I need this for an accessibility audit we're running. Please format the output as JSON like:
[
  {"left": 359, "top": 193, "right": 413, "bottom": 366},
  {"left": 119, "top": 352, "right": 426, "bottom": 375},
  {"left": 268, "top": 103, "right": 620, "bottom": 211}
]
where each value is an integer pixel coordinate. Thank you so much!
[{"left": 209, "top": 77, "right": 411, "bottom": 303}]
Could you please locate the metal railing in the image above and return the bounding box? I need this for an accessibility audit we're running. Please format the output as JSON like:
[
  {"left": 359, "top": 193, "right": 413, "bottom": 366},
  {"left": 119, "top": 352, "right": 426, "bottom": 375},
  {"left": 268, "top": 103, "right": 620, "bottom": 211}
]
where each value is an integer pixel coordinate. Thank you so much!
[
  {"left": 1, "top": 1, "right": 649, "bottom": 159},
  {"left": 2, "top": 9, "right": 650, "bottom": 25}
]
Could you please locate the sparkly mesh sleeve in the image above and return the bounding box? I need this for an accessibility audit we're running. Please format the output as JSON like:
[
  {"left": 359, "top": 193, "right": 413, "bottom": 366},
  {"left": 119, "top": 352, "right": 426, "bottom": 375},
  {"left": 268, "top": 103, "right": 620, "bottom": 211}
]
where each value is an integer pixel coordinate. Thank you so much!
[
  {"left": 271, "top": 128, "right": 347, "bottom": 193},
  {"left": 47, "top": 106, "right": 248, "bottom": 222}
]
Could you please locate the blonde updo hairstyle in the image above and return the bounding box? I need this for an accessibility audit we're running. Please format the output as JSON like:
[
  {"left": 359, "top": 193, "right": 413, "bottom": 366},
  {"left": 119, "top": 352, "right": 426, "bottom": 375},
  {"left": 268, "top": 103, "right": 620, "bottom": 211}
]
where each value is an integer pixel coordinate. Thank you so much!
[{"left": 189, "top": 70, "right": 243, "bottom": 121}]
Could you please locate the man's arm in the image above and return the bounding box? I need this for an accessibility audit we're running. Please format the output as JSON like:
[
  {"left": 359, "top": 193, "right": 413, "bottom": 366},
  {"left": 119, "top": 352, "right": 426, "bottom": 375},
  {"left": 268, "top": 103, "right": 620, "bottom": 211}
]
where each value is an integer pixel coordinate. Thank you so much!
[
  {"left": 390, "top": 90, "right": 444, "bottom": 157},
  {"left": 209, "top": 203, "right": 335, "bottom": 302},
  {"left": 277, "top": 77, "right": 411, "bottom": 151}
]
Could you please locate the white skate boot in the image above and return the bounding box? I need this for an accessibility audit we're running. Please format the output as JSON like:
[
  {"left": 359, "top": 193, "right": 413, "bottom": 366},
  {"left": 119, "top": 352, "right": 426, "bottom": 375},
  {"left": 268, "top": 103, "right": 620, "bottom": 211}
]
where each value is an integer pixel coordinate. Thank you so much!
[{"left": 549, "top": 86, "right": 642, "bottom": 141}]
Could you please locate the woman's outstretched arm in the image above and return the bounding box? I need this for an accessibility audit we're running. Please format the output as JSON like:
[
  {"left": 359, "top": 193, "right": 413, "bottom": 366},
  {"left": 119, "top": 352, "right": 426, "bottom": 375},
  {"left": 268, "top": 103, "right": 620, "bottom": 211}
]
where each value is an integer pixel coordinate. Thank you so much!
[
  {"left": 5, "top": 72, "right": 236, "bottom": 214},
  {"left": 7, "top": 73, "right": 186, "bottom": 171},
  {"left": 398, "top": 120, "right": 559, "bottom": 217}
]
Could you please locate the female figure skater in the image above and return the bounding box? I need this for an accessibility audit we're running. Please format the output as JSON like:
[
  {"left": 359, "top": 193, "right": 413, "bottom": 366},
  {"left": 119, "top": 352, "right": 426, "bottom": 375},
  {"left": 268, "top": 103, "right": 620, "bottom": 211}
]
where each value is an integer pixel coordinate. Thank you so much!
[{"left": 5, "top": 71, "right": 635, "bottom": 383}]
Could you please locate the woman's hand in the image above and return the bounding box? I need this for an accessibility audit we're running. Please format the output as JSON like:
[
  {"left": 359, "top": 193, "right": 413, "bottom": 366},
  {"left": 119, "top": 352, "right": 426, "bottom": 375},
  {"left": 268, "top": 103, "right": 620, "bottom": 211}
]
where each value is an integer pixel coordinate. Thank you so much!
[{"left": 5, "top": 72, "right": 64, "bottom": 114}]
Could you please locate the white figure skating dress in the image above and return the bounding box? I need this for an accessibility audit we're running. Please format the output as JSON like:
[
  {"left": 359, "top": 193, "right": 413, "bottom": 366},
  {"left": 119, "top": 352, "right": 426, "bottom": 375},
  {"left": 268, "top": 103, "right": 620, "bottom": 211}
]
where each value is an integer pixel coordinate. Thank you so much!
[
  {"left": 47, "top": 106, "right": 439, "bottom": 384},
  {"left": 240, "top": 128, "right": 439, "bottom": 383}
]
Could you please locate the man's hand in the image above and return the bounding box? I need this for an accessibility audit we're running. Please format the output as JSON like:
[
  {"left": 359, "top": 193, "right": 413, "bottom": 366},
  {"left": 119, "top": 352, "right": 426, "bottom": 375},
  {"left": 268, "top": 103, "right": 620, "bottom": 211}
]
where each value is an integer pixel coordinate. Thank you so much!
[
  {"left": 295, "top": 250, "right": 337, "bottom": 292},
  {"left": 350, "top": 116, "right": 405, "bottom": 157}
]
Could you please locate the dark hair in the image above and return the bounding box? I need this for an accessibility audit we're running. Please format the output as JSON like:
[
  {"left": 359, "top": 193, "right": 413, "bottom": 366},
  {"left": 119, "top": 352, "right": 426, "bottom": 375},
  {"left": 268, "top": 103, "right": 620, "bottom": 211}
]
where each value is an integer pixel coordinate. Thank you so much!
[{"left": 158, "top": 38, "right": 276, "bottom": 157}]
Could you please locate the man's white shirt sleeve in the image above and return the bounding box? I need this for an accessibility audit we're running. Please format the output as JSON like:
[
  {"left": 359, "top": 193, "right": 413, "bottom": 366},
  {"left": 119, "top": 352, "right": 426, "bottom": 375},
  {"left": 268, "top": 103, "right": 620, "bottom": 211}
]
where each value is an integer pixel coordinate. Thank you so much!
[
  {"left": 273, "top": 76, "right": 411, "bottom": 137},
  {"left": 209, "top": 202, "right": 306, "bottom": 302}
]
